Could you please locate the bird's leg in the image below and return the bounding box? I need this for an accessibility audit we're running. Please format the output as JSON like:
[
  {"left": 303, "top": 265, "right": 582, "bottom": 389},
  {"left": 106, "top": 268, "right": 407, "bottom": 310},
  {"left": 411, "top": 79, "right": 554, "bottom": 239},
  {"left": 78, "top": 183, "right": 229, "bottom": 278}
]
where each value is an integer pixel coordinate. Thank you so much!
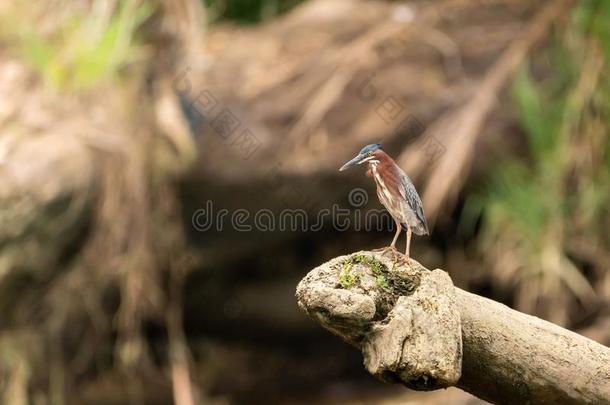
[
  {"left": 372, "top": 220, "right": 401, "bottom": 256},
  {"left": 390, "top": 221, "right": 401, "bottom": 249},
  {"left": 403, "top": 227, "right": 412, "bottom": 261},
  {"left": 389, "top": 222, "right": 403, "bottom": 261}
]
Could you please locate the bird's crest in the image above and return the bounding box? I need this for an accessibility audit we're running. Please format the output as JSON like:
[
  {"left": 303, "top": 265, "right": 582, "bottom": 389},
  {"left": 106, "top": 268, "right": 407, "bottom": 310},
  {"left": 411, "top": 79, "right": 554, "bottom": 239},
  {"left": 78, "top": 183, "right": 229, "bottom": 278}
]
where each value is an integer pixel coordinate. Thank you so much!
[{"left": 358, "top": 143, "right": 382, "bottom": 155}]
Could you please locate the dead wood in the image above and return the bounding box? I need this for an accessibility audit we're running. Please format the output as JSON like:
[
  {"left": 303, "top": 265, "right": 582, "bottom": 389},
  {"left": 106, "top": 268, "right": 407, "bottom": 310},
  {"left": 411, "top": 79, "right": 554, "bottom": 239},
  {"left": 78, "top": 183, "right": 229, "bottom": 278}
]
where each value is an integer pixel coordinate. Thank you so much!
[{"left": 296, "top": 251, "right": 610, "bottom": 404}]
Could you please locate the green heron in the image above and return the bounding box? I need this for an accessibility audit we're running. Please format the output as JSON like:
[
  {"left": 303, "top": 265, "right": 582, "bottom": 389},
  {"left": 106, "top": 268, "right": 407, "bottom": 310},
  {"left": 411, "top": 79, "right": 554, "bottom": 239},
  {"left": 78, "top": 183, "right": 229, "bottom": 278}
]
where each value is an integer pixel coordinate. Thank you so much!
[{"left": 340, "top": 143, "right": 428, "bottom": 259}]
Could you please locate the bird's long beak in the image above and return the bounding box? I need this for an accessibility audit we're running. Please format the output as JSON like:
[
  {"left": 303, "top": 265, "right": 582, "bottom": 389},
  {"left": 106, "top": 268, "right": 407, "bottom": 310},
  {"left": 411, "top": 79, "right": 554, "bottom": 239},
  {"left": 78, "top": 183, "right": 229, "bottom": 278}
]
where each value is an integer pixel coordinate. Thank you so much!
[{"left": 339, "top": 154, "right": 367, "bottom": 171}]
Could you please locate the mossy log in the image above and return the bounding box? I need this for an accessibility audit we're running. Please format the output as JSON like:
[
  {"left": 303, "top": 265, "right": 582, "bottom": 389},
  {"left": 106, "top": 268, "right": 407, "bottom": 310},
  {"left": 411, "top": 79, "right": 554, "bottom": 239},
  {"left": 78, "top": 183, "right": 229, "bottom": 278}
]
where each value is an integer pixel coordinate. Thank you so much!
[{"left": 296, "top": 251, "right": 610, "bottom": 405}]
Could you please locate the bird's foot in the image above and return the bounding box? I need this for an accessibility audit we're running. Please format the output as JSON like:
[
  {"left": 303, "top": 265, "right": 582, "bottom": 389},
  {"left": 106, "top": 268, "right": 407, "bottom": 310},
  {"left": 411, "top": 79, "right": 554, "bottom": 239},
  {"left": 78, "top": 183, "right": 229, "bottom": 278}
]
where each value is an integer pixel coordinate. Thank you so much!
[
  {"left": 372, "top": 246, "right": 396, "bottom": 255},
  {"left": 372, "top": 246, "right": 404, "bottom": 262},
  {"left": 399, "top": 254, "right": 411, "bottom": 265}
]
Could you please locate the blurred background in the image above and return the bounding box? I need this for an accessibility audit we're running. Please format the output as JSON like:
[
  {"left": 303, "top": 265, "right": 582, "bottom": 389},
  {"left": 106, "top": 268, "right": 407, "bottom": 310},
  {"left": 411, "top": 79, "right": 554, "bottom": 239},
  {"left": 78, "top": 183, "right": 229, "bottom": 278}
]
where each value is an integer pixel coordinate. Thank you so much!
[{"left": 0, "top": 0, "right": 609, "bottom": 404}]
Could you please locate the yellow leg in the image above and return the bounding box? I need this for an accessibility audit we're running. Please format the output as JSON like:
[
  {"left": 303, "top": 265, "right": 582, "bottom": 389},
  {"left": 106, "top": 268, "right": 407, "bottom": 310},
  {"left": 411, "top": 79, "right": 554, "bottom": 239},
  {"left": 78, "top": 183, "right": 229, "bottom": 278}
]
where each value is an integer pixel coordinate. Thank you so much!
[
  {"left": 390, "top": 220, "right": 401, "bottom": 249},
  {"left": 373, "top": 221, "right": 401, "bottom": 259},
  {"left": 405, "top": 227, "right": 412, "bottom": 258}
]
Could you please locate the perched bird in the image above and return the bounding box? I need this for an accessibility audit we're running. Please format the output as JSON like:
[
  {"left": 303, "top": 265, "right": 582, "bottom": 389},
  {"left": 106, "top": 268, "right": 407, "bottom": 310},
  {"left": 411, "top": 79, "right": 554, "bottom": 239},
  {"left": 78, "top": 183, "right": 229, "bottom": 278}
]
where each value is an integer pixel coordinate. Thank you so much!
[{"left": 340, "top": 143, "right": 428, "bottom": 259}]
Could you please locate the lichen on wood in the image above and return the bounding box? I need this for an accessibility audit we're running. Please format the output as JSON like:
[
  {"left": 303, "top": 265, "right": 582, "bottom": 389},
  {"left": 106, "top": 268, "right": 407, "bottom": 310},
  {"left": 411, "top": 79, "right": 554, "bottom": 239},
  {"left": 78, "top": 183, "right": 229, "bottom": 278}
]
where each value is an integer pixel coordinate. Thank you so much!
[
  {"left": 297, "top": 250, "right": 610, "bottom": 404},
  {"left": 296, "top": 251, "right": 462, "bottom": 390}
]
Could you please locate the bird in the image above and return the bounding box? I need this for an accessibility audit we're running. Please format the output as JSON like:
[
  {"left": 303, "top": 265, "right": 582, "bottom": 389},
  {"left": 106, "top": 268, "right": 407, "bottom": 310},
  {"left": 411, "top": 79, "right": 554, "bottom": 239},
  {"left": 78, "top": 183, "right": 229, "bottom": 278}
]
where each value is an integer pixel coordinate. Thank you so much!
[{"left": 339, "top": 143, "right": 428, "bottom": 259}]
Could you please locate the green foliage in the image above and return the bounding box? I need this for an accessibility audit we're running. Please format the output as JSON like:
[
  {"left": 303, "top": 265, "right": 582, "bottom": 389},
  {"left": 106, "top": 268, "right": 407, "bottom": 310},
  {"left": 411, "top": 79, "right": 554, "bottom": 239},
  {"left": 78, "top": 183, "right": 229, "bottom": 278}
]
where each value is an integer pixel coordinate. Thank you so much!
[
  {"left": 338, "top": 254, "right": 418, "bottom": 296},
  {"left": 341, "top": 254, "right": 389, "bottom": 289},
  {"left": 348, "top": 254, "right": 396, "bottom": 290},
  {"left": 574, "top": 0, "right": 610, "bottom": 58},
  {"left": 352, "top": 254, "right": 383, "bottom": 272},
  {"left": 2, "top": 0, "right": 153, "bottom": 91},
  {"left": 467, "top": 0, "right": 610, "bottom": 322},
  {"left": 205, "top": 0, "right": 304, "bottom": 24},
  {"left": 339, "top": 260, "right": 358, "bottom": 289},
  {"left": 376, "top": 274, "right": 388, "bottom": 288}
]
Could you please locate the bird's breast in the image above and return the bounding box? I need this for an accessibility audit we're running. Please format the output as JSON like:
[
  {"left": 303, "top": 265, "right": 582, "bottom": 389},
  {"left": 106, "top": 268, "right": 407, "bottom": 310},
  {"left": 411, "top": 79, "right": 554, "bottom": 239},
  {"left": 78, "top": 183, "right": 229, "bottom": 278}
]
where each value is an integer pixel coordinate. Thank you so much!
[{"left": 370, "top": 163, "right": 413, "bottom": 225}]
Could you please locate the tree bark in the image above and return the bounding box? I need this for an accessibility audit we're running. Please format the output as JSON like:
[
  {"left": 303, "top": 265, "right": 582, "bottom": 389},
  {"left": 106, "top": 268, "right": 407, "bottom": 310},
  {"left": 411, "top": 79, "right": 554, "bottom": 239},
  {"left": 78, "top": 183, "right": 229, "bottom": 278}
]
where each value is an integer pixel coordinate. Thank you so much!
[{"left": 295, "top": 251, "right": 610, "bottom": 405}]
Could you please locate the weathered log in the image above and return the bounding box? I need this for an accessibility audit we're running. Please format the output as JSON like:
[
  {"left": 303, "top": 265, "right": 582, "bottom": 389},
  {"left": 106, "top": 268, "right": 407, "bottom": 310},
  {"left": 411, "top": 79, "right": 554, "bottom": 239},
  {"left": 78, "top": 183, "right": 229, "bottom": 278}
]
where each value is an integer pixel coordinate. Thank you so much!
[{"left": 296, "top": 251, "right": 610, "bottom": 404}]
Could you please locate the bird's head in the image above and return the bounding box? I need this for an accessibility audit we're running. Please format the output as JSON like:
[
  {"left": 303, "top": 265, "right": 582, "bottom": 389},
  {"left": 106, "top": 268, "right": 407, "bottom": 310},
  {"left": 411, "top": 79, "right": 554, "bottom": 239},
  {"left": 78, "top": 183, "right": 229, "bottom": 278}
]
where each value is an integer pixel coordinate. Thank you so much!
[{"left": 339, "top": 143, "right": 382, "bottom": 171}]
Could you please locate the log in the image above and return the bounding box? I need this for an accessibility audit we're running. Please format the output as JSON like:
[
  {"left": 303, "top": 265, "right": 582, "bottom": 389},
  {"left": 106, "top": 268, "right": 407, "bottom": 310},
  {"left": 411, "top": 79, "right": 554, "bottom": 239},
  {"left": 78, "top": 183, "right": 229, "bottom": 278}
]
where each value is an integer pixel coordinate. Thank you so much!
[{"left": 295, "top": 251, "right": 610, "bottom": 405}]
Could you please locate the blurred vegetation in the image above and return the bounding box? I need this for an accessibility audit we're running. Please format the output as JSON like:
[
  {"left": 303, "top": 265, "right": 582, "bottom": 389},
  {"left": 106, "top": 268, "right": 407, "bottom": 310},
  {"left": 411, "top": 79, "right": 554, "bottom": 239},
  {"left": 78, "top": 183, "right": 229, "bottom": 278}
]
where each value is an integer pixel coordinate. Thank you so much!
[
  {"left": 205, "top": 0, "right": 304, "bottom": 23},
  {"left": 1, "top": 0, "right": 609, "bottom": 403},
  {"left": 464, "top": 0, "right": 610, "bottom": 324},
  {"left": 0, "top": 0, "right": 152, "bottom": 91},
  {"left": 0, "top": 1, "right": 199, "bottom": 403}
]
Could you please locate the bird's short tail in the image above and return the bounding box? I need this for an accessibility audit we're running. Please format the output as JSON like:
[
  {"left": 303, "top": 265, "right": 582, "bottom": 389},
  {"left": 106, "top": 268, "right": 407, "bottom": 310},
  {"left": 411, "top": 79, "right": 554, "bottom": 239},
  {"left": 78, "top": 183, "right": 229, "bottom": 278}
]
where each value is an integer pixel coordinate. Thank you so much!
[{"left": 413, "top": 222, "right": 428, "bottom": 236}]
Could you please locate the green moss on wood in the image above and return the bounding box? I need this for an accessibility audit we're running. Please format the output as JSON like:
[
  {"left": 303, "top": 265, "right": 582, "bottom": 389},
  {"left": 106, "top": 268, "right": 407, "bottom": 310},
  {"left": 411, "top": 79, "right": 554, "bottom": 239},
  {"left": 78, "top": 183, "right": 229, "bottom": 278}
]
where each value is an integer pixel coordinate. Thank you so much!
[{"left": 339, "top": 260, "right": 358, "bottom": 289}]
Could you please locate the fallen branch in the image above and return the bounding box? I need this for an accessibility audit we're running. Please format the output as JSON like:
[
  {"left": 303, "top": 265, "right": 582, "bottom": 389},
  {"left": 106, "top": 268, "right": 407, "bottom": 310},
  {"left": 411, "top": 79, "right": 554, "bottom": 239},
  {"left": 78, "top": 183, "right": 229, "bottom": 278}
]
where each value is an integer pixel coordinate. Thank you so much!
[{"left": 296, "top": 251, "right": 610, "bottom": 404}]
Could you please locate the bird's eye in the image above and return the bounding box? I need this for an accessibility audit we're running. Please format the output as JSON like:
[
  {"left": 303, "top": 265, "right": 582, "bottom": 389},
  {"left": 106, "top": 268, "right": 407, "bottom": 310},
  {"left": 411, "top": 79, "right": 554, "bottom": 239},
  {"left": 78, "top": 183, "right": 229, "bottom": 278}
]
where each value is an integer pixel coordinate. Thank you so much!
[{"left": 368, "top": 152, "right": 373, "bottom": 157}]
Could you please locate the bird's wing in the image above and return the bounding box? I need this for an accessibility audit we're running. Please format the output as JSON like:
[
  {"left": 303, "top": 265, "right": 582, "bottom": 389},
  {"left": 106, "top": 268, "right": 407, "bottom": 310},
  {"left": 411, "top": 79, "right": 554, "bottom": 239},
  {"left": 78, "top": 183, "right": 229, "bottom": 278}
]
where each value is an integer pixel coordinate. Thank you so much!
[{"left": 399, "top": 171, "right": 429, "bottom": 234}]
